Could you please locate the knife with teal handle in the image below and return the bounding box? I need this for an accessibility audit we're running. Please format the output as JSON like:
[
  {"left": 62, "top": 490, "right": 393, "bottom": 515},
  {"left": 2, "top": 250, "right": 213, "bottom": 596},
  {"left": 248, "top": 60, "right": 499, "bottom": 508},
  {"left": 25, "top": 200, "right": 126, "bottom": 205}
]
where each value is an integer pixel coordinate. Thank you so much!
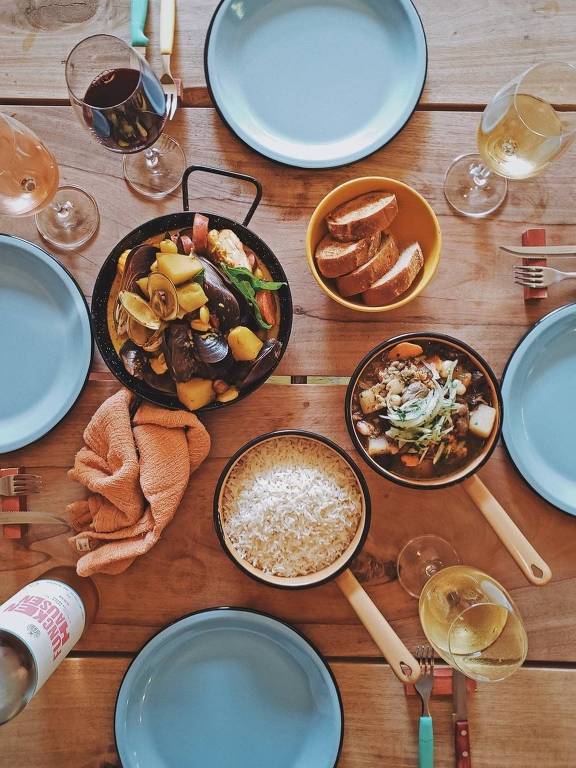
[
  {"left": 131, "top": 0, "right": 149, "bottom": 55},
  {"left": 419, "top": 715, "right": 434, "bottom": 768}
]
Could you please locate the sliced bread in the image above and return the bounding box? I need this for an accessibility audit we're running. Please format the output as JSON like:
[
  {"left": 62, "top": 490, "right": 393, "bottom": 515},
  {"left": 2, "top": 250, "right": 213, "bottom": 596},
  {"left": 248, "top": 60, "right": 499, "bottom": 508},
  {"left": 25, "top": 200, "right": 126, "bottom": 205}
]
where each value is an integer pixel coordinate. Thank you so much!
[
  {"left": 336, "top": 233, "right": 399, "bottom": 297},
  {"left": 326, "top": 192, "right": 398, "bottom": 242},
  {"left": 315, "top": 231, "right": 380, "bottom": 278},
  {"left": 362, "top": 242, "right": 424, "bottom": 306}
]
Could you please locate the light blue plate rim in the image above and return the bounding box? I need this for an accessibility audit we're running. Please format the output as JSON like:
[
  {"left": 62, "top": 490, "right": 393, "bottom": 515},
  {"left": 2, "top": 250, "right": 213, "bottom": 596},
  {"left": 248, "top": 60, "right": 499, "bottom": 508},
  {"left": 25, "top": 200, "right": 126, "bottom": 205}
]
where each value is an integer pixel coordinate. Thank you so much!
[
  {"left": 114, "top": 607, "right": 344, "bottom": 768},
  {"left": 0, "top": 234, "right": 93, "bottom": 453},
  {"left": 204, "top": 0, "right": 427, "bottom": 169},
  {"left": 501, "top": 302, "right": 576, "bottom": 516}
]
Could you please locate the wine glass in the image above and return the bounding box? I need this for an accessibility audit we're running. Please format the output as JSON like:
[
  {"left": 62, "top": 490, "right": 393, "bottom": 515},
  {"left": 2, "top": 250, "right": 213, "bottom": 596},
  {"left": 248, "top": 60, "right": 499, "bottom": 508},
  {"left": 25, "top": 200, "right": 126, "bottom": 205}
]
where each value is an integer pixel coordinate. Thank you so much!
[
  {"left": 65, "top": 34, "right": 185, "bottom": 199},
  {"left": 397, "top": 535, "right": 528, "bottom": 682},
  {"left": 444, "top": 61, "right": 576, "bottom": 217},
  {"left": 0, "top": 112, "right": 99, "bottom": 249}
]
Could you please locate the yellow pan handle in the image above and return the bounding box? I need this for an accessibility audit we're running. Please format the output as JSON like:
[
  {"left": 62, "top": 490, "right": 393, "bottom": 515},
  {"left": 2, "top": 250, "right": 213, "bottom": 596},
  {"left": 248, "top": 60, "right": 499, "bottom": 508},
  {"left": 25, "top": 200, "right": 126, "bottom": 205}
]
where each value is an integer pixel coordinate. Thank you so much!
[
  {"left": 336, "top": 569, "right": 420, "bottom": 684},
  {"left": 160, "top": 0, "right": 176, "bottom": 56},
  {"left": 463, "top": 475, "right": 552, "bottom": 585}
]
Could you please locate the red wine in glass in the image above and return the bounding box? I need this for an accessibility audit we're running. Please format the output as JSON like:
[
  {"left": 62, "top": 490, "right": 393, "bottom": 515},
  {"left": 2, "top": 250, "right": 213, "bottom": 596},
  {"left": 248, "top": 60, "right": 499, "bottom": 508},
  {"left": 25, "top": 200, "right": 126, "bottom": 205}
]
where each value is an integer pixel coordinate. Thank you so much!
[{"left": 83, "top": 67, "right": 166, "bottom": 153}]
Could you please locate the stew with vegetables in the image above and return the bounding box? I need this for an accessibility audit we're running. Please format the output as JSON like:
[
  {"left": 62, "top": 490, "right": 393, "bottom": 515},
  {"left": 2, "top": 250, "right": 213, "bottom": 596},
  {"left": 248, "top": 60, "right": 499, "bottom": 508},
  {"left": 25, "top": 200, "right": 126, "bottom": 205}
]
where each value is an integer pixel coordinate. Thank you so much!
[
  {"left": 351, "top": 340, "right": 497, "bottom": 479},
  {"left": 106, "top": 214, "right": 286, "bottom": 411}
]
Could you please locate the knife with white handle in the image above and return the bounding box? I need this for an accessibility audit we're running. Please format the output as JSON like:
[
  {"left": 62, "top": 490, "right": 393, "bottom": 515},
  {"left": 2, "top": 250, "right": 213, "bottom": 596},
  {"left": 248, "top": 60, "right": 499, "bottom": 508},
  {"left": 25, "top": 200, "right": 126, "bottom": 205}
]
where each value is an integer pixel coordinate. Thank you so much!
[
  {"left": 0, "top": 512, "right": 65, "bottom": 525},
  {"left": 500, "top": 244, "right": 576, "bottom": 257}
]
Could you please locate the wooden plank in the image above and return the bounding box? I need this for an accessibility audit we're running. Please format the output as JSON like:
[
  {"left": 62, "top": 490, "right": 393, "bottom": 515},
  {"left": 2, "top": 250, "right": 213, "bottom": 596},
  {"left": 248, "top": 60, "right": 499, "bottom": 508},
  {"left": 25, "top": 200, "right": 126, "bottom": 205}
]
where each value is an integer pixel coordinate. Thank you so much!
[
  {"left": 1, "top": 381, "right": 575, "bottom": 660},
  {"left": 2, "top": 106, "right": 576, "bottom": 377},
  {"left": 1, "top": 658, "right": 574, "bottom": 767},
  {"left": 1, "top": 1, "right": 576, "bottom": 107}
]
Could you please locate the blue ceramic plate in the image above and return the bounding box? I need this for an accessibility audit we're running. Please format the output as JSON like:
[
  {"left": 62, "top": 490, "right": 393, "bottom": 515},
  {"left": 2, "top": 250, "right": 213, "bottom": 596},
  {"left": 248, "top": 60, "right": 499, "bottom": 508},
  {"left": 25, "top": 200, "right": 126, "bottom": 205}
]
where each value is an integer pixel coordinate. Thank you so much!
[
  {"left": 205, "top": 0, "right": 427, "bottom": 168},
  {"left": 115, "top": 608, "right": 343, "bottom": 768},
  {"left": 0, "top": 235, "right": 92, "bottom": 453},
  {"left": 502, "top": 304, "right": 576, "bottom": 516}
]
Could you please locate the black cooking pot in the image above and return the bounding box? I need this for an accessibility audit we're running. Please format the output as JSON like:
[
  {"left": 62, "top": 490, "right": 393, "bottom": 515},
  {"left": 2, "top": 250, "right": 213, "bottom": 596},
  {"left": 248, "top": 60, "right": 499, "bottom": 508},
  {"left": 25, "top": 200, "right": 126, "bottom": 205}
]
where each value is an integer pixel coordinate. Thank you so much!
[{"left": 92, "top": 165, "right": 293, "bottom": 411}]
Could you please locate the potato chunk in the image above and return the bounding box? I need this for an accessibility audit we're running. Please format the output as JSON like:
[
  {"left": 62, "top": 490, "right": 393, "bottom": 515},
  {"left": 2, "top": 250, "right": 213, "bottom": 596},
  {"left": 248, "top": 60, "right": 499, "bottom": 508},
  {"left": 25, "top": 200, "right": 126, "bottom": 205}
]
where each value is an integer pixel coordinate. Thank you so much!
[
  {"left": 176, "top": 379, "right": 215, "bottom": 411},
  {"left": 469, "top": 404, "right": 497, "bottom": 439},
  {"left": 177, "top": 282, "right": 209, "bottom": 313},
  {"left": 228, "top": 326, "right": 263, "bottom": 361},
  {"left": 157, "top": 254, "right": 203, "bottom": 285}
]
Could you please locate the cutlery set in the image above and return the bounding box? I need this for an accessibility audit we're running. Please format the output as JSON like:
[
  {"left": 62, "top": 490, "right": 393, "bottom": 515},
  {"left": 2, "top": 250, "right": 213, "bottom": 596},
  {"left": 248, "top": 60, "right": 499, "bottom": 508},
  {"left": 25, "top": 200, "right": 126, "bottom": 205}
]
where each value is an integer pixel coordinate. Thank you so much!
[
  {"left": 131, "top": 0, "right": 180, "bottom": 119},
  {"left": 0, "top": 472, "right": 45, "bottom": 534},
  {"left": 413, "top": 651, "right": 472, "bottom": 768},
  {"left": 500, "top": 244, "right": 576, "bottom": 289}
]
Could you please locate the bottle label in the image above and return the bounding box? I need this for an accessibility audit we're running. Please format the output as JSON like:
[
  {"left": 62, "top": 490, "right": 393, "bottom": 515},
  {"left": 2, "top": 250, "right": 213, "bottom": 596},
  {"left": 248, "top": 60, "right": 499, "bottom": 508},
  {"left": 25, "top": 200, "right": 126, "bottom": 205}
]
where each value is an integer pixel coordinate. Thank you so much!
[{"left": 0, "top": 579, "right": 85, "bottom": 692}]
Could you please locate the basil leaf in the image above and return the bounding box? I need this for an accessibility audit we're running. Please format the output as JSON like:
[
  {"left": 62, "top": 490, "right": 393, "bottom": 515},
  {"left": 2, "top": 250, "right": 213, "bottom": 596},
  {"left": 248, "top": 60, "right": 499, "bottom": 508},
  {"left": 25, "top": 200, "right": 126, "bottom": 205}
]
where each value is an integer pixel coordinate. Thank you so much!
[
  {"left": 221, "top": 265, "right": 272, "bottom": 329},
  {"left": 222, "top": 265, "right": 286, "bottom": 292}
]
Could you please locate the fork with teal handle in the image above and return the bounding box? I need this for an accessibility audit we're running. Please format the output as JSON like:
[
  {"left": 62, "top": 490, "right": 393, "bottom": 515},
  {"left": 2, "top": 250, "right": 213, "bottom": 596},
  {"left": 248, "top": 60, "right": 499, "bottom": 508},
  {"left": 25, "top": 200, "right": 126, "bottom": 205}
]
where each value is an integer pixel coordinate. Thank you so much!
[{"left": 414, "top": 645, "right": 435, "bottom": 768}]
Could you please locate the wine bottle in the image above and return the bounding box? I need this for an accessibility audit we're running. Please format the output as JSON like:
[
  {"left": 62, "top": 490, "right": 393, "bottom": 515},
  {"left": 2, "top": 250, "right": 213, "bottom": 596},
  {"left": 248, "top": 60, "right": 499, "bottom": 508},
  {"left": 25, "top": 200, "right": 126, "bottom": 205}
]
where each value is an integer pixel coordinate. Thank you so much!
[{"left": 0, "top": 567, "right": 99, "bottom": 725}]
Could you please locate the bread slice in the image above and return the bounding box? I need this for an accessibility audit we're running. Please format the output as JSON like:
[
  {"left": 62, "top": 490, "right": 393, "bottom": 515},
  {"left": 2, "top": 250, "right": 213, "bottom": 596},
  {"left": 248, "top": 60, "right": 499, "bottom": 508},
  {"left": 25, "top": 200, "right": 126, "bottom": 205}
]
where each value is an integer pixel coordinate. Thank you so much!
[
  {"left": 362, "top": 242, "right": 424, "bottom": 306},
  {"left": 336, "top": 233, "right": 399, "bottom": 297},
  {"left": 326, "top": 192, "right": 398, "bottom": 242},
  {"left": 315, "top": 232, "right": 380, "bottom": 278}
]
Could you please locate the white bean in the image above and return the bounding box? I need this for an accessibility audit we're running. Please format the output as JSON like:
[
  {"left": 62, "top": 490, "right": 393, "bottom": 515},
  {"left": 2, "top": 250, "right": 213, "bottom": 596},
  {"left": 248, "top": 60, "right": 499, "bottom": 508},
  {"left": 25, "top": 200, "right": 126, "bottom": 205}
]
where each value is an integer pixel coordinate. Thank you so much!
[
  {"left": 454, "top": 380, "right": 467, "bottom": 396},
  {"left": 386, "top": 378, "right": 404, "bottom": 395}
]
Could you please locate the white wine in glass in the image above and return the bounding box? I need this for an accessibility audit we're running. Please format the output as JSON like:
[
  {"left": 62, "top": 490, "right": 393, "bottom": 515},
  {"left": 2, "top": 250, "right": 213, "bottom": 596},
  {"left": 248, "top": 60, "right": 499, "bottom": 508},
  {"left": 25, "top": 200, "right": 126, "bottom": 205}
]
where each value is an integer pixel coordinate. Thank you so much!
[
  {"left": 0, "top": 113, "right": 99, "bottom": 249},
  {"left": 419, "top": 565, "right": 528, "bottom": 682},
  {"left": 397, "top": 535, "right": 528, "bottom": 682},
  {"left": 445, "top": 61, "right": 576, "bottom": 217}
]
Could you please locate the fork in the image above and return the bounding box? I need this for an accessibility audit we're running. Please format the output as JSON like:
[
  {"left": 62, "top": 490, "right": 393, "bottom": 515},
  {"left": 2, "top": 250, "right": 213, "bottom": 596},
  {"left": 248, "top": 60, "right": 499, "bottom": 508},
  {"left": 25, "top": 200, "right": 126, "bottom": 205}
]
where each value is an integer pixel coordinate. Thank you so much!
[
  {"left": 0, "top": 474, "right": 42, "bottom": 496},
  {"left": 160, "top": 0, "right": 178, "bottom": 120},
  {"left": 414, "top": 645, "right": 435, "bottom": 768},
  {"left": 514, "top": 264, "right": 576, "bottom": 288}
]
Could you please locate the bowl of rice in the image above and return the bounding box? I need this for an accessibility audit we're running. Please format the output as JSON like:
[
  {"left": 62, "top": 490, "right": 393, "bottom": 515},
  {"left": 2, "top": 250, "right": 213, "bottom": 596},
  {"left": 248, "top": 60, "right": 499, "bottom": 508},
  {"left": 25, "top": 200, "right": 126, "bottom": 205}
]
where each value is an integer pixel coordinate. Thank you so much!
[{"left": 214, "top": 430, "right": 371, "bottom": 589}]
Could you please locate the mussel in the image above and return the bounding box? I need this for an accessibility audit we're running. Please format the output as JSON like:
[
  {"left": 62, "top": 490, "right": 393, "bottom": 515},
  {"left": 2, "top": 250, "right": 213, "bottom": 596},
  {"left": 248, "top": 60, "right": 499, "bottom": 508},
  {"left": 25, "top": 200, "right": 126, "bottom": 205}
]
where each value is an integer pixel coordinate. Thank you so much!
[
  {"left": 199, "top": 257, "right": 245, "bottom": 330},
  {"left": 120, "top": 340, "right": 147, "bottom": 379},
  {"left": 193, "top": 331, "right": 234, "bottom": 379},
  {"left": 121, "top": 245, "right": 157, "bottom": 292},
  {"left": 235, "top": 339, "right": 282, "bottom": 390},
  {"left": 142, "top": 367, "right": 177, "bottom": 395},
  {"left": 163, "top": 321, "right": 200, "bottom": 382}
]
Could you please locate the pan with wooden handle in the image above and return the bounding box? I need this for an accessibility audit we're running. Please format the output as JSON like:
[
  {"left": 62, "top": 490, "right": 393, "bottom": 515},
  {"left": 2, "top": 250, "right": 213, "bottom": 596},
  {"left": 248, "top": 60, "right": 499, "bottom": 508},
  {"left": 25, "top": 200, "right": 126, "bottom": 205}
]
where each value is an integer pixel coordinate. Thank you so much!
[
  {"left": 214, "top": 430, "right": 420, "bottom": 684},
  {"left": 345, "top": 332, "right": 551, "bottom": 587}
]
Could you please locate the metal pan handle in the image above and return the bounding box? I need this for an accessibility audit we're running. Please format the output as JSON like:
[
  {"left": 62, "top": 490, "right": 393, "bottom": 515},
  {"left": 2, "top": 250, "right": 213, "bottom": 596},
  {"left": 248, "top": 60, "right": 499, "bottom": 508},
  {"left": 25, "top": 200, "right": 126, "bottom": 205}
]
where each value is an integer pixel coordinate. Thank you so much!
[
  {"left": 181, "top": 164, "right": 263, "bottom": 226},
  {"left": 336, "top": 569, "right": 420, "bottom": 684}
]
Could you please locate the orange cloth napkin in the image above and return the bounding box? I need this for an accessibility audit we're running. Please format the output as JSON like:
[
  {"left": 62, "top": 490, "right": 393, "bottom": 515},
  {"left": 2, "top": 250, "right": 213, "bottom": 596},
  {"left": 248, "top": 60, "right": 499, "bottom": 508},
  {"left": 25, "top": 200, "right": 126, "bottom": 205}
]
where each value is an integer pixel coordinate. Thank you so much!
[{"left": 67, "top": 389, "right": 210, "bottom": 577}]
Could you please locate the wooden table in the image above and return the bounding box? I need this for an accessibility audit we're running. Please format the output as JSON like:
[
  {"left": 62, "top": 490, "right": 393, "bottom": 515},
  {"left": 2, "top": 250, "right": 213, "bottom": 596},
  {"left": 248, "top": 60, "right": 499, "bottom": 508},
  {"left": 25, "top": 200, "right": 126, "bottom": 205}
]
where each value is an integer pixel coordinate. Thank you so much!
[{"left": 1, "top": 2, "right": 576, "bottom": 766}]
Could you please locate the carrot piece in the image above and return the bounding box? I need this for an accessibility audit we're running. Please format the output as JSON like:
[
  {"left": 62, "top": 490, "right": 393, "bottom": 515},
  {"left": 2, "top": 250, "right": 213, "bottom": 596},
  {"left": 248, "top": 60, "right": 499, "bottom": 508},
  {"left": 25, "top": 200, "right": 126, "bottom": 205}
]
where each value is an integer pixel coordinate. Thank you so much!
[
  {"left": 256, "top": 291, "right": 277, "bottom": 326},
  {"left": 388, "top": 342, "right": 424, "bottom": 360},
  {"left": 400, "top": 454, "right": 420, "bottom": 467}
]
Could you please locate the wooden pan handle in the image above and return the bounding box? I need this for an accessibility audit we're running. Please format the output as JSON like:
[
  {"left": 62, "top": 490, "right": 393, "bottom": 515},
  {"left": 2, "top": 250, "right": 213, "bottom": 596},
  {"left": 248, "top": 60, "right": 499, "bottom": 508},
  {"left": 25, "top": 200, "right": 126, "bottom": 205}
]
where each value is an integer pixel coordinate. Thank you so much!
[
  {"left": 463, "top": 475, "right": 551, "bottom": 585},
  {"left": 336, "top": 569, "right": 420, "bottom": 683}
]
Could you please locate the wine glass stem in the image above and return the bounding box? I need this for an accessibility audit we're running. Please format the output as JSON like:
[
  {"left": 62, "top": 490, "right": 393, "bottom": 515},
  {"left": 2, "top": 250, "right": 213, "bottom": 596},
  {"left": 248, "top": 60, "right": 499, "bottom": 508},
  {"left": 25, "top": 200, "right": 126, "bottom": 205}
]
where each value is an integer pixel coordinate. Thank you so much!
[
  {"left": 469, "top": 161, "right": 491, "bottom": 188},
  {"left": 145, "top": 148, "right": 160, "bottom": 170},
  {"left": 53, "top": 200, "right": 73, "bottom": 220}
]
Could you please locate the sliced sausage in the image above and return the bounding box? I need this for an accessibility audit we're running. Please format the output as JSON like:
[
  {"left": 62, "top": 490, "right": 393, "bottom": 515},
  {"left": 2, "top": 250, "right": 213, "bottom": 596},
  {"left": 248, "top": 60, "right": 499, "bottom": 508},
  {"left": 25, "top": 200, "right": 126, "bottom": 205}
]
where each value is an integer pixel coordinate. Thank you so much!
[
  {"left": 255, "top": 290, "right": 277, "bottom": 326},
  {"left": 192, "top": 214, "right": 209, "bottom": 254}
]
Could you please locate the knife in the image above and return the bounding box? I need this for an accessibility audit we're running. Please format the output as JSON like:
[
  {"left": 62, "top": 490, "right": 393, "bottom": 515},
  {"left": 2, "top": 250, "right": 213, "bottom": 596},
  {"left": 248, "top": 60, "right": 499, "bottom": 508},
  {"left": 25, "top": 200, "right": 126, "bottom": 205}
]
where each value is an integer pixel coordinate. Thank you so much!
[
  {"left": 453, "top": 670, "right": 472, "bottom": 767},
  {"left": 131, "top": 0, "right": 149, "bottom": 59},
  {"left": 0, "top": 512, "right": 65, "bottom": 525},
  {"left": 500, "top": 244, "right": 576, "bottom": 257}
]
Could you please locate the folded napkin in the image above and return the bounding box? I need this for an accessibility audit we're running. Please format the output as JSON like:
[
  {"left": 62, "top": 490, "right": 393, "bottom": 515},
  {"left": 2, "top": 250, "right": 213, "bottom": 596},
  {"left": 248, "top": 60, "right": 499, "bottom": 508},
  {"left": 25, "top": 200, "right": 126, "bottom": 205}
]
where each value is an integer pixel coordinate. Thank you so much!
[{"left": 67, "top": 389, "right": 210, "bottom": 577}]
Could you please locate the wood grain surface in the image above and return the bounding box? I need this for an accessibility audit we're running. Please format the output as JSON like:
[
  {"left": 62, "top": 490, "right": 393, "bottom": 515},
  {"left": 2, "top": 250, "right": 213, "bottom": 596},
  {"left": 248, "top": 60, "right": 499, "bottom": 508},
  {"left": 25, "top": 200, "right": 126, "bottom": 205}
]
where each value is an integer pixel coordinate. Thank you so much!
[
  {"left": 2, "top": 2, "right": 576, "bottom": 765},
  {"left": 1, "top": 106, "right": 576, "bottom": 378},
  {"left": 1, "top": 0, "right": 576, "bottom": 106},
  {"left": 1, "top": 659, "right": 574, "bottom": 768},
  {"left": 2, "top": 381, "right": 575, "bottom": 662}
]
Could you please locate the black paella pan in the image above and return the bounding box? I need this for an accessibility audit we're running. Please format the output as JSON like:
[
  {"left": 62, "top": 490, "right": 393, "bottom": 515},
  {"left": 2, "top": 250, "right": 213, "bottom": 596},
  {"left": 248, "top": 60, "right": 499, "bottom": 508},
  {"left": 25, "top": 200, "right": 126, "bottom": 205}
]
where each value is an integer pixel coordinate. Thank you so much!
[{"left": 91, "top": 165, "right": 293, "bottom": 411}]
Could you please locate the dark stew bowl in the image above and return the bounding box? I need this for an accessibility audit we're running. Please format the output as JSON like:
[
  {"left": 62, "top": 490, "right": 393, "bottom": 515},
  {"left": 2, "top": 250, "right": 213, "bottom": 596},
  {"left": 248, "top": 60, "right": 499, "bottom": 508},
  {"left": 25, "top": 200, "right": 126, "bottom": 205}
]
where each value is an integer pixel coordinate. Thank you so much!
[
  {"left": 345, "top": 332, "right": 503, "bottom": 490},
  {"left": 91, "top": 166, "right": 292, "bottom": 412}
]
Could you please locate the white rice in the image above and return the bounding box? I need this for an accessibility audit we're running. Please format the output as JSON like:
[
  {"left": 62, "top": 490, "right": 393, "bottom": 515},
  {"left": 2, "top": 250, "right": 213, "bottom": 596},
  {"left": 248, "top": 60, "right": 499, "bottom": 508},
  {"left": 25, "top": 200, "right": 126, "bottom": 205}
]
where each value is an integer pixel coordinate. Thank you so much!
[{"left": 221, "top": 436, "right": 363, "bottom": 577}]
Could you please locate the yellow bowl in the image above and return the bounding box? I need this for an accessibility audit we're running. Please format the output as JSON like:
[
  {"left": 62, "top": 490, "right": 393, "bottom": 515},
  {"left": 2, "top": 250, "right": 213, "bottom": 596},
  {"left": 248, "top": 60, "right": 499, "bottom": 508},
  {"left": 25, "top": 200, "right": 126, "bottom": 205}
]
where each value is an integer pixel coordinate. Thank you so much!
[{"left": 306, "top": 177, "right": 442, "bottom": 312}]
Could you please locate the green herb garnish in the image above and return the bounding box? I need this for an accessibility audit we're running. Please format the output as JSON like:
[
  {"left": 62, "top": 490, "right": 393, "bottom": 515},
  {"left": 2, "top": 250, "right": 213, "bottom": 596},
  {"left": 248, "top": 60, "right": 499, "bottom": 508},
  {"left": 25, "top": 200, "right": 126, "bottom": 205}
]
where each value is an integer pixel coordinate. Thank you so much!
[{"left": 221, "top": 265, "right": 286, "bottom": 329}]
